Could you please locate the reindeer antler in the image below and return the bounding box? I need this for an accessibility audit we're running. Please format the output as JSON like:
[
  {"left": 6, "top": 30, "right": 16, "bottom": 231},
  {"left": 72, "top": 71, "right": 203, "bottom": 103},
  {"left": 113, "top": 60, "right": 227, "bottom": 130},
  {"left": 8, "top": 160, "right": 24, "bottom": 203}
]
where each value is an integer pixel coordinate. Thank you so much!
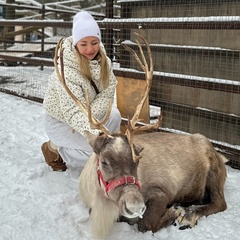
[
  {"left": 54, "top": 39, "right": 111, "bottom": 136},
  {"left": 122, "top": 33, "right": 162, "bottom": 162}
]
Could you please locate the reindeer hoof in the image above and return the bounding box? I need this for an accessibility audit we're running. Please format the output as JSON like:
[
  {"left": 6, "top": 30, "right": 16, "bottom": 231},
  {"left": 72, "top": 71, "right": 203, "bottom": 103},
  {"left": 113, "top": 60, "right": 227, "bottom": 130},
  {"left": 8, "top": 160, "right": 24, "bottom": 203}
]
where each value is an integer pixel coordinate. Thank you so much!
[
  {"left": 174, "top": 205, "right": 199, "bottom": 229},
  {"left": 171, "top": 205, "right": 186, "bottom": 218},
  {"left": 179, "top": 224, "right": 191, "bottom": 230}
]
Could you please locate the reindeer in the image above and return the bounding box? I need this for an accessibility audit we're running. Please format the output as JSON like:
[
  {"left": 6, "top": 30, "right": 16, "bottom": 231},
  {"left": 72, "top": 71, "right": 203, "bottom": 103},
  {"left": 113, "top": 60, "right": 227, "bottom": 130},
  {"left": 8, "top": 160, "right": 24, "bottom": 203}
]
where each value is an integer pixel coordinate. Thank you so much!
[{"left": 55, "top": 33, "right": 228, "bottom": 238}]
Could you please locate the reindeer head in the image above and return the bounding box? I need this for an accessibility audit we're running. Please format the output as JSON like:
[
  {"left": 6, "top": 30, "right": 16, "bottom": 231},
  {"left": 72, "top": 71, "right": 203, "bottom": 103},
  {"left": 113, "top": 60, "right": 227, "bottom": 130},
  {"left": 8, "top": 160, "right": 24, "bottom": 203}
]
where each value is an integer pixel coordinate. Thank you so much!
[{"left": 85, "top": 130, "right": 146, "bottom": 218}]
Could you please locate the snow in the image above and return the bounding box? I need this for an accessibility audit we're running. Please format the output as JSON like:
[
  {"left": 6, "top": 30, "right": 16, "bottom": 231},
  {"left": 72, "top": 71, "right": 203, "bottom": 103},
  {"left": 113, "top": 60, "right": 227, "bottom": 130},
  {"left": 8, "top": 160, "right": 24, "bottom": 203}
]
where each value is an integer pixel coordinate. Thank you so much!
[
  {"left": 122, "top": 40, "right": 233, "bottom": 51},
  {"left": 102, "top": 16, "right": 240, "bottom": 23},
  {"left": 0, "top": 90, "right": 240, "bottom": 240},
  {"left": 114, "top": 65, "right": 240, "bottom": 86}
]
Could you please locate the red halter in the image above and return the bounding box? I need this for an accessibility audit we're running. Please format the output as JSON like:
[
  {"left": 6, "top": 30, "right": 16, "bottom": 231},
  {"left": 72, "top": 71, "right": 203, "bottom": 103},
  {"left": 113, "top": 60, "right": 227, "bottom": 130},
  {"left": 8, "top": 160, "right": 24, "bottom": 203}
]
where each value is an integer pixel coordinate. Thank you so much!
[{"left": 97, "top": 160, "right": 141, "bottom": 195}]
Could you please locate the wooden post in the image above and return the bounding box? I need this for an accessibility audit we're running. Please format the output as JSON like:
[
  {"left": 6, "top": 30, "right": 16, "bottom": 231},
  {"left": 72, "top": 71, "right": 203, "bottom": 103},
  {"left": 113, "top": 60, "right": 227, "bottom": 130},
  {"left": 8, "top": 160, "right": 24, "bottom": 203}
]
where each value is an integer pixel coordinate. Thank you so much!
[
  {"left": 6, "top": 0, "right": 15, "bottom": 44},
  {"left": 105, "top": 0, "right": 113, "bottom": 60}
]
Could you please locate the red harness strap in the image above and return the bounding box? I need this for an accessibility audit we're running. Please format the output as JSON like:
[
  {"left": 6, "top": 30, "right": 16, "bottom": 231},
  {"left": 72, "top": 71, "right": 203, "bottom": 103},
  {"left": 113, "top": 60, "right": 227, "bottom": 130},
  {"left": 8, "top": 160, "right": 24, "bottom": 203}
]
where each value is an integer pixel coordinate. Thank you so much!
[{"left": 97, "top": 161, "right": 141, "bottom": 194}]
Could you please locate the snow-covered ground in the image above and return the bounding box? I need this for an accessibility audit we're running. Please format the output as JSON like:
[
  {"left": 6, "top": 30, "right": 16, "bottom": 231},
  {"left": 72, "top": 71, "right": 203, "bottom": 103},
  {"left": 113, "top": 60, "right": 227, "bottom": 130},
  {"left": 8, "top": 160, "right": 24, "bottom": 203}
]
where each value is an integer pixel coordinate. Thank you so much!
[{"left": 0, "top": 90, "right": 240, "bottom": 240}]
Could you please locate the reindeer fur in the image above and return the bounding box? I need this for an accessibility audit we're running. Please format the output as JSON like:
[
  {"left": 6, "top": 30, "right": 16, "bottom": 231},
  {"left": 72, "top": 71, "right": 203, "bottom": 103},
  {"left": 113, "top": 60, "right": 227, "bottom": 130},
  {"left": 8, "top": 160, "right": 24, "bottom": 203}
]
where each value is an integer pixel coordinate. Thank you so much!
[
  {"left": 79, "top": 131, "right": 227, "bottom": 238},
  {"left": 79, "top": 150, "right": 120, "bottom": 238}
]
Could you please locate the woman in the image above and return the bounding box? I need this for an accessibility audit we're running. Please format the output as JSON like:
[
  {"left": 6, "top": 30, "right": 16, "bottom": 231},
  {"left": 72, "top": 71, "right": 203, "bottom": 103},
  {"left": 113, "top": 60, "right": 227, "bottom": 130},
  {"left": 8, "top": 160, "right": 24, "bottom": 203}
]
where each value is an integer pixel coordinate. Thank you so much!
[{"left": 41, "top": 11, "right": 121, "bottom": 171}]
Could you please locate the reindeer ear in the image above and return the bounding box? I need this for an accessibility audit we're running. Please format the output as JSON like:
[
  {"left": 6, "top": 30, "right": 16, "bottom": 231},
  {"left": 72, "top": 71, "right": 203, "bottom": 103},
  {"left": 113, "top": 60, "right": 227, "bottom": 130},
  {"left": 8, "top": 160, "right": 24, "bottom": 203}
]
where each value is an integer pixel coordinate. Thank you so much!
[
  {"left": 84, "top": 130, "right": 98, "bottom": 147},
  {"left": 93, "top": 134, "right": 109, "bottom": 155},
  {"left": 133, "top": 144, "right": 144, "bottom": 155},
  {"left": 84, "top": 130, "right": 109, "bottom": 154}
]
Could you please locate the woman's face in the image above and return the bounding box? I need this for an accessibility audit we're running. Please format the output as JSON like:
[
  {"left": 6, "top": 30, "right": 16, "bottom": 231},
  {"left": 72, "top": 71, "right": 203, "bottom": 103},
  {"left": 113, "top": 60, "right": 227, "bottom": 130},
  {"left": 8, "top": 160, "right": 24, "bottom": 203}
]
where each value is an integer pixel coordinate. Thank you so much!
[{"left": 76, "top": 36, "right": 100, "bottom": 60}]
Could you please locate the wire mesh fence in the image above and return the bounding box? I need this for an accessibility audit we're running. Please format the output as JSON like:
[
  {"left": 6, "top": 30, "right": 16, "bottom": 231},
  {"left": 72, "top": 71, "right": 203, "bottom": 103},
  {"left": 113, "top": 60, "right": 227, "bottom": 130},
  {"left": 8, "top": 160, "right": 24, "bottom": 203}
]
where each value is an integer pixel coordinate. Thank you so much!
[{"left": 0, "top": 0, "right": 239, "bottom": 168}]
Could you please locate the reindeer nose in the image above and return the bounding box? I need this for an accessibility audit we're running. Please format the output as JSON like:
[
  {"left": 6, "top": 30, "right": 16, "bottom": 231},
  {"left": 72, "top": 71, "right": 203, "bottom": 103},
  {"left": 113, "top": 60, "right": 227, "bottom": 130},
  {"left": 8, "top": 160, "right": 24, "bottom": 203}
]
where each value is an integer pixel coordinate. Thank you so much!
[{"left": 124, "top": 202, "right": 146, "bottom": 219}]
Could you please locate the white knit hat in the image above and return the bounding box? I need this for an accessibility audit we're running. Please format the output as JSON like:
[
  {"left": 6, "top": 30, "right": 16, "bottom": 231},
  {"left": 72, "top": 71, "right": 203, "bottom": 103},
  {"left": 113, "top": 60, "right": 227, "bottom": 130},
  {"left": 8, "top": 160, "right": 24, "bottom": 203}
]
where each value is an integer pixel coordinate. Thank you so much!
[{"left": 72, "top": 11, "right": 101, "bottom": 46}]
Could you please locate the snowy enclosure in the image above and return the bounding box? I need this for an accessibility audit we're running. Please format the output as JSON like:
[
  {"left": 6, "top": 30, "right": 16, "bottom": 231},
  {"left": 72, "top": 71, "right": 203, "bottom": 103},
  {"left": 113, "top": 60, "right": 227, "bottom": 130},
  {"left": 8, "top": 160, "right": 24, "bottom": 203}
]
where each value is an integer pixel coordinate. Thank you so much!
[
  {"left": 0, "top": 1, "right": 240, "bottom": 239},
  {"left": 1, "top": 91, "right": 240, "bottom": 240}
]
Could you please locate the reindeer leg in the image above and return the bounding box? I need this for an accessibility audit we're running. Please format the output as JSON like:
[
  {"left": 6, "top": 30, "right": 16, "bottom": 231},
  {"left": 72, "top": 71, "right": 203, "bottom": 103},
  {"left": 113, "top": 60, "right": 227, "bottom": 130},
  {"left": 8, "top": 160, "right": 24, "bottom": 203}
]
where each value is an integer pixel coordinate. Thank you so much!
[
  {"left": 175, "top": 194, "right": 227, "bottom": 229},
  {"left": 176, "top": 162, "right": 227, "bottom": 230},
  {"left": 137, "top": 190, "right": 177, "bottom": 233},
  {"left": 121, "top": 201, "right": 178, "bottom": 233},
  {"left": 137, "top": 198, "right": 166, "bottom": 233}
]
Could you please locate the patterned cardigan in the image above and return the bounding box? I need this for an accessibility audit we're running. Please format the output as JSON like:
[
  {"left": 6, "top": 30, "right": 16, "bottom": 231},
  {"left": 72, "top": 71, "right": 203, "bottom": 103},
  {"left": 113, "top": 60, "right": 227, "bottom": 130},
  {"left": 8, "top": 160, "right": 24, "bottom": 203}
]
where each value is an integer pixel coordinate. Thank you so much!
[{"left": 43, "top": 36, "right": 117, "bottom": 135}]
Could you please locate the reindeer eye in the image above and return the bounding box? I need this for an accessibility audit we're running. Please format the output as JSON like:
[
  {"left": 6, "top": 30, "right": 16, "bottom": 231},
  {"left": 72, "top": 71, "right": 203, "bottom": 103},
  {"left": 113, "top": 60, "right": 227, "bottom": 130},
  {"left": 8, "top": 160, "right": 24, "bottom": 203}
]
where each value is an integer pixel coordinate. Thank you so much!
[{"left": 101, "top": 160, "right": 109, "bottom": 167}]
